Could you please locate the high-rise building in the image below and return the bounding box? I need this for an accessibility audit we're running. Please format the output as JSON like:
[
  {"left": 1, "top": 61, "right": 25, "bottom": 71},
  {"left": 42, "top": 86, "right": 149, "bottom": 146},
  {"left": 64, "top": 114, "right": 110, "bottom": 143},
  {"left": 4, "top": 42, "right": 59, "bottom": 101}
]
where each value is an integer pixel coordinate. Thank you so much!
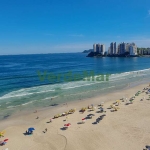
[
  {"left": 96, "top": 44, "right": 99, "bottom": 53},
  {"left": 114, "top": 42, "right": 117, "bottom": 54},
  {"left": 119, "top": 42, "right": 126, "bottom": 54},
  {"left": 93, "top": 44, "right": 96, "bottom": 52},
  {"left": 126, "top": 43, "right": 130, "bottom": 52},
  {"left": 98, "top": 44, "right": 101, "bottom": 53},
  {"left": 101, "top": 44, "right": 105, "bottom": 55},
  {"left": 108, "top": 47, "right": 110, "bottom": 55},
  {"left": 129, "top": 43, "right": 137, "bottom": 55},
  {"left": 118, "top": 44, "right": 120, "bottom": 54},
  {"left": 110, "top": 42, "right": 114, "bottom": 55},
  {"left": 110, "top": 42, "right": 117, "bottom": 55},
  {"left": 92, "top": 43, "right": 105, "bottom": 55}
]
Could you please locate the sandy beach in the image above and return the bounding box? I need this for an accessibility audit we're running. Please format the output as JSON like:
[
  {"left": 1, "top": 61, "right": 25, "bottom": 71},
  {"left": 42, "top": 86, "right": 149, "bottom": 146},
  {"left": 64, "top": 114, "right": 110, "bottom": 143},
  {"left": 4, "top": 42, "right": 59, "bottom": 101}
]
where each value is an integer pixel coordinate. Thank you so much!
[{"left": 0, "top": 82, "right": 150, "bottom": 150}]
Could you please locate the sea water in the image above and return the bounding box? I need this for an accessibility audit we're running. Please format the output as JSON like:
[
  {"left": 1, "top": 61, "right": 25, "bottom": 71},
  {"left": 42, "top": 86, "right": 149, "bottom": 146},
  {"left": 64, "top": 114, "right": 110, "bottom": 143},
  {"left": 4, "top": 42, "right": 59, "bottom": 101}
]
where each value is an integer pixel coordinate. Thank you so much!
[{"left": 0, "top": 53, "right": 150, "bottom": 119}]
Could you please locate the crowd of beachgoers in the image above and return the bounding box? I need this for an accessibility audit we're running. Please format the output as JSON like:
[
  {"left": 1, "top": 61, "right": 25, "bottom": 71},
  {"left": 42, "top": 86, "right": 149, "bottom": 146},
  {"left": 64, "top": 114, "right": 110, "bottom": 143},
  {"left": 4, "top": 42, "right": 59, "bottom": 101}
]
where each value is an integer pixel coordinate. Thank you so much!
[{"left": 0, "top": 83, "right": 150, "bottom": 150}]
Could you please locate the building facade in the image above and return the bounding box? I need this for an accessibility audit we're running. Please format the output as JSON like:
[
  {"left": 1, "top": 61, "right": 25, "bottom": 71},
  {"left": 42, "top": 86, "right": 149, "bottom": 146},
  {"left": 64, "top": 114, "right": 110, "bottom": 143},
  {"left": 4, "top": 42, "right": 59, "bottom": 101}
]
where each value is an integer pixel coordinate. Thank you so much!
[
  {"left": 101, "top": 44, "right": 105, "bottom": 55},
  {"left": 93, "top": 43, "right": 105, "bottom": 55},
  {"left": 109, "top": 42, "right": 137, "bottom": 56},
  {"left": 110, "top": 42, "right": 118, "bottom": 55},
  {"left": 129, "top": 44, "right": 137, "bottom": 56},
  {"left": 93, "top": 44, "right": 96, "bottom": 52}
]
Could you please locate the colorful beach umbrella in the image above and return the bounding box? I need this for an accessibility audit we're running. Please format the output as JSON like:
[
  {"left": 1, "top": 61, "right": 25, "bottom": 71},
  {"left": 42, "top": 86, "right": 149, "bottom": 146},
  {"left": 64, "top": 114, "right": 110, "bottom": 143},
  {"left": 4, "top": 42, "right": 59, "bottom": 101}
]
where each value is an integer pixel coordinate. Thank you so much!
[
  {"left": 4, "top": 139, "right": 8, "bottom": 142},
  {"left": 0, "top": 131, "right": 5, "bottom": 136}
]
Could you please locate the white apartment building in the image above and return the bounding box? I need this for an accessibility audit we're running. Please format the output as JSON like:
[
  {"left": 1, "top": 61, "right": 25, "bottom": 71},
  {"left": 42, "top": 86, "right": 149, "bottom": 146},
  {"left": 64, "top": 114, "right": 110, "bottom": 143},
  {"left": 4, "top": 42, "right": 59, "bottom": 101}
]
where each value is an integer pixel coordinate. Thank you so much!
[
  {"left": 129, "top": 44, "right": 137, "bottom": 56},
  {"left": 93, "top": 43, "right": 105, "bottom": 55},
  {"left": 93, "top": 44, "right": 96, "bottom": 52}
]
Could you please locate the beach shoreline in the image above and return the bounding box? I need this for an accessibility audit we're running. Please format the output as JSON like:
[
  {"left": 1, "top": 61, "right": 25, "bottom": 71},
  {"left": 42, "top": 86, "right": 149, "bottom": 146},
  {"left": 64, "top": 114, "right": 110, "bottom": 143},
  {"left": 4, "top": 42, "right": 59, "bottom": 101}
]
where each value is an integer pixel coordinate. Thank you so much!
[
  {"left": 0, "top": 80, "right": 149, "bottom": 129},
  {"left": 0, "top": 81, "right": 150, "bottom": 150}
]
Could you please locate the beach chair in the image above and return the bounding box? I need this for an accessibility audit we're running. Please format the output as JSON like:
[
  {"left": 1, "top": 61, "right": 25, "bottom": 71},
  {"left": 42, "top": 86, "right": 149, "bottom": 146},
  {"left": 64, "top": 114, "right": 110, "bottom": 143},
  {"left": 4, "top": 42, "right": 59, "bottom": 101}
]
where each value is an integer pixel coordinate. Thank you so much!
[
  {"left": 81, "top": 107, "right": 87, "bottom": 112},
  {"left": 54, "top": 115, "right": 59, "bottom": 118},
  {"left": 68, "top": 109, "right": 73, "bottom": 114},
  {"left": 113, "top": 106, "right": 119, "bottom": 111},
  {"left": 116, "top": 100, "right": 120, "bottom": 105},
  {"left": 110, "top": 104, "right": 114, "bottom": 109},
  {"left": 90, "top": 107, "right": 95, "bottom": 111}
]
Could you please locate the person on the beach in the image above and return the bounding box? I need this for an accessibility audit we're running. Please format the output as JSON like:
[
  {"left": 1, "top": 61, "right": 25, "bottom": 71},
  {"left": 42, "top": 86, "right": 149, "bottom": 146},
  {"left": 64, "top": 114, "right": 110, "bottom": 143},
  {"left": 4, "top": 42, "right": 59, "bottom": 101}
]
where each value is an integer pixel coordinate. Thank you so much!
[
  {"left": 45, "top": 128, "right": 47, "bottom": 132},
  {"left": 26, "top": 130, "right": 28, "bottom": 135}
]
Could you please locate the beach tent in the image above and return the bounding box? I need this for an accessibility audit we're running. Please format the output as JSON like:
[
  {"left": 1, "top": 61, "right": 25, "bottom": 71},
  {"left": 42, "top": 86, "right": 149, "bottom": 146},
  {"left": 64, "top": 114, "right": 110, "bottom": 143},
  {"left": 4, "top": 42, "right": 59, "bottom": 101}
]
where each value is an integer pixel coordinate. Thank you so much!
[{"left": 28, "top": 128, "right": 35, "bottom": 133}]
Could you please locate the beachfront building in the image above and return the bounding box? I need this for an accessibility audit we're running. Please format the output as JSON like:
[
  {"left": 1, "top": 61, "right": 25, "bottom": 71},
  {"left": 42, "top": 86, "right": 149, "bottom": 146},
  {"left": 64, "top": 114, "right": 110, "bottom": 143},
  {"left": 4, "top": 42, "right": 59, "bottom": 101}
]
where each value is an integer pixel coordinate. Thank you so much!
[
  {"left": 108, "top": 42, "right": 138, "bottom": 56},
  {"left": 101, "top": 44, "right": 105, "bottom": 55},
  {"left": 138, "top": 48, "right": 150, "bottom": 55},
  {"left": 96, "top": 44, "right": 99, "bottom": 53},
  {"left": 126, "top": 43, "right": 130, "bottom": 52},
  {"left": 129, "top": 43, "right": 137, "bottom": 56},
  {"left": 118, "top": 42, "right": 126, "bottom": 55},
  {"left": 110, "top": 42, "right": 118, "bottom": 55},
  {"left": 110, "top": 42, "right": 114, "bottom": 55},
  {"left": 93, "top": 44, "right": 96, "bottom": 52},
  {"left": 108, "top": 47, "right": 111, "bottom": 55},
  {"left": 93, "top": 43, "right": 105, "bottom": 55},
  {"left": 114, "top": 42, "right": 117, "bottom": 54}
]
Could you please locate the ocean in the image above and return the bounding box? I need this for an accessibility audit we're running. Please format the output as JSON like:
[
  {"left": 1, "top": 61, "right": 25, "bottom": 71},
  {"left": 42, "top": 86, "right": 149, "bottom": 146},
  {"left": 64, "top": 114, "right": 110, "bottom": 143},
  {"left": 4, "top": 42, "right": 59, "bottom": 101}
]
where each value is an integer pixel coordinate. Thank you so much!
[{"left": 0, "top": 53, "right": 150, "bottom": 119}]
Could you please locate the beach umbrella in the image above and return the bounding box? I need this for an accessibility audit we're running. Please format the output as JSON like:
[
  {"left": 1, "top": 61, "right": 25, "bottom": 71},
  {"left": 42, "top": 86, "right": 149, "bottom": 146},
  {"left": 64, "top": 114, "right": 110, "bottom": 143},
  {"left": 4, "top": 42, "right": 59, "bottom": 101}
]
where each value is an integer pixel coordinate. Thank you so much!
[
  {"left": 0, "top": 131, "right": 5, "bottom": 136},
  {"left": 4, "top": 139, "right": 8, "bottom": 142},
  {"left": 0, "top": 133, "right": 3, "bottom": 136},
  {"left": 64, "top": 123, "right": 71, "bottom": 127},
  {"left": 28, "top": 128, "right": 35, "bottom": 132},
  {"left": 64, "top": 124, "right": 69, "bottom": 127}
]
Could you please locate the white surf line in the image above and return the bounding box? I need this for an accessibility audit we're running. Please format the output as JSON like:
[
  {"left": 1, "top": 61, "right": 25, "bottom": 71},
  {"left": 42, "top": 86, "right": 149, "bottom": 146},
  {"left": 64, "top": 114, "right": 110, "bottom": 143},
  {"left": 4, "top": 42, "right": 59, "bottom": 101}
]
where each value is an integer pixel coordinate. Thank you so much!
[
  {"left": 63, "top": 86, "right": 115, "bottom": 97},
  {"left": 0, "top": 89, "right": 55, "bottom": 100},
  {"left": 62, "top": 82, "right": 100, "bottom": 90}
]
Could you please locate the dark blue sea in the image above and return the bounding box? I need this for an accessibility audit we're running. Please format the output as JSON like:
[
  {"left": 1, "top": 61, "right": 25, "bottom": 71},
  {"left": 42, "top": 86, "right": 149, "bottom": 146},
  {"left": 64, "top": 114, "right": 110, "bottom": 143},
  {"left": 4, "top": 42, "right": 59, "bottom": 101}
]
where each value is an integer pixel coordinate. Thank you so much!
[{"left": 0, "top": 53, "right": 150, "bottom": 119}]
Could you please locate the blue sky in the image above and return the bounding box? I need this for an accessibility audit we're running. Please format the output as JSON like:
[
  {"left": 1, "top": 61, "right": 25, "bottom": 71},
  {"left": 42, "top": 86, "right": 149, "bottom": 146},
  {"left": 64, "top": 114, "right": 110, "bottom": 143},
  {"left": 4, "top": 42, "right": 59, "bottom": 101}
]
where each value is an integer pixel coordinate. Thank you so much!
[{"left": 0, "top": 0, "right": 150, "bottom": 54}]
